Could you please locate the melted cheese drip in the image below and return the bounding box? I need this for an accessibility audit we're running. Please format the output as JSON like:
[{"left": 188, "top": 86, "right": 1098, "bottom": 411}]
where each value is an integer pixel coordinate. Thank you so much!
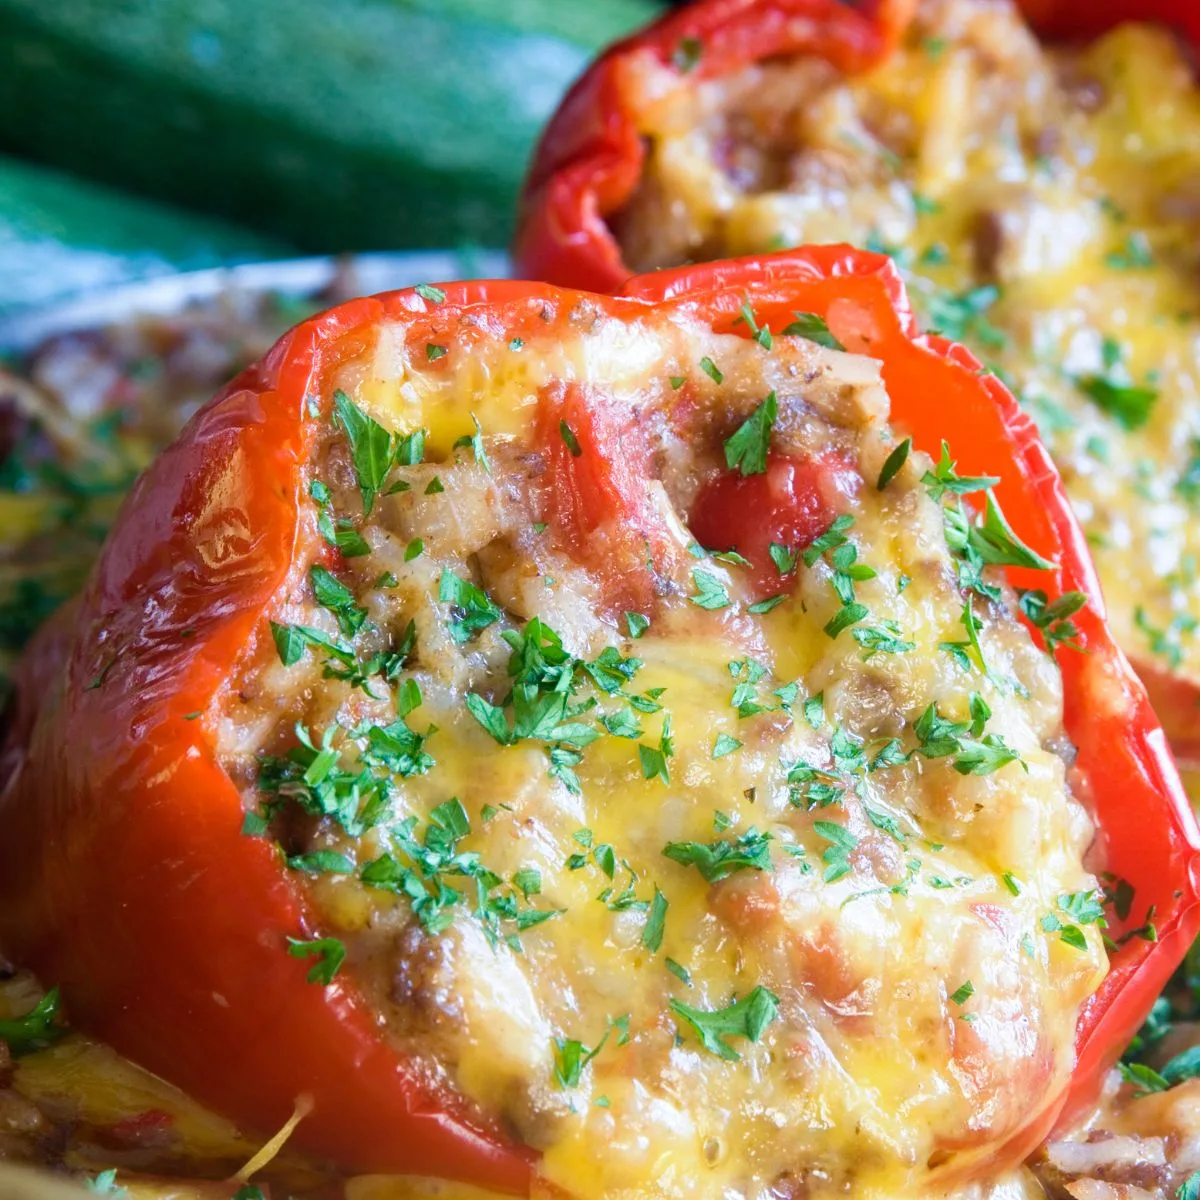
[{"left": 619, "top": 0, "right": 1200, "bottom": 695}]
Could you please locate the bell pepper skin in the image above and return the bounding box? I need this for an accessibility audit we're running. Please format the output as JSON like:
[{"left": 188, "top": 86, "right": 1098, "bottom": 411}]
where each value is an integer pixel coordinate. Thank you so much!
[
  {"left": 0, "top": 247, "right": 1197, "bottom": 1185},
  {"left": 513, "top": 0, "right": 917, "bottom": 293},
  {"left": 1016, "top": 0, "right": 1200, "bottom": 46},
  {"left": 513, "top": 0, "right": 1199, "bottom": 291}
]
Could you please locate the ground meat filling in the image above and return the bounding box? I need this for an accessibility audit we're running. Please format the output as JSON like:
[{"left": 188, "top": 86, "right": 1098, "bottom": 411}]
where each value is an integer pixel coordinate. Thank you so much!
[
  {"left": 214, "top": 301, "right": 1105, "bottom": 1200},
  {"left": 615, "top": 0, "right": 1200, "bottom": 704}
]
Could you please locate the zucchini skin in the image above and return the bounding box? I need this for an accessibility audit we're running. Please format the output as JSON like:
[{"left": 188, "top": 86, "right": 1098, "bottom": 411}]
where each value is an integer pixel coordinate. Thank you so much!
[
  {"left": 0, "top": 0, "right": 663, "bottom": 252},
  {"left": 0, "top": 154, "right": 284, "bottom": 316}
]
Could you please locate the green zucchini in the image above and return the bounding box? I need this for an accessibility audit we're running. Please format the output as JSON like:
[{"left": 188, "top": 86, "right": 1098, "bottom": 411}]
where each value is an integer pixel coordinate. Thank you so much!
[
  {"left": 0, "top": 154, "right": 284, "bottom": 317},
  {"left": 0, "top": 0, "right": 663, "bottom": 252}
]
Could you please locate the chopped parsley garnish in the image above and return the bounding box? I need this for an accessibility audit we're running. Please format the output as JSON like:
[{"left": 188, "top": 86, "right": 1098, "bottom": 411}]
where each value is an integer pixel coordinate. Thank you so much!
[
  {"left": 669, "top": 986, "right": 779, "bottom": 1061},
  {"left": 286, "top": 849, "right": 355, "bottom": 875},
  {"left": 1017, "top": 589, "right": 1087, "bottom": 654},
  {"left": 1074, "top": 374, "right": 1158, "bottom": 431},
  {"left": 1135, "top": 606, "right": 1198, "bottom": 670},
  {"left": 921, "top": 442, "right": 999, "bottom": 500},
  {"left": 642, "top": 887, "right": 668, "bottom": 953},
  {"left": 813, "top": 820, "right": 858, "bottom": 882},
  {"left": 769, "top": 542, "right": 797, "bottom": 575},
  {"left": 286, "top": 936, "right": 346, "bottom": 985},
  {"left": 782, "top": 311, "right": 845, "bottom": 351},
  {"left": 625, "top": 611, "right": 649, "bottom": 639},
  {"left": 1105, "top": 231, "right": 1154, "bottom": 270},
  {"left": 921, "top": 441, "right": 1053, "bottom": 598},
  {"left": 672, "top": 34, "right": 702, "bottom": 72},
  {"left": 414, "top": 283, "right": 446, "bottom": 304},
  {"left": 925, "top": 285, "right": 1006, "bottom": 350},
  {"left": 554, "top": 1035, "right": 604, "bottom": 1088},
  {"left": 699, "top": 356, "right": 724, "bottom": 385},
  {"left": 559, "top": 420, "right": 583, "bottom": 457},
  {"left": 362, "top": 799, "right": 561, "bottom": 946},
  {"left": 711, "top": 733, "right": 742, "bottom": 759},
  {"left": 735, "top": 299, "right": 773, "bottom": 350},
  {"left": 394, "top": 429, "right": 426, "bottom": 467},
  {"left": 663, "top": 829, "right": 771, "bottom": 882},
  {"left": 270, "top": 621, "right": 355, "bottom": 669},
  {"left": 438, "top": 569, "right": 503, "bottom": 643},
  {"left": 426, "top": 343, "right": 448, "bottom": 362},
  {"left": 253, "top": 719, "right": 426, "bottom": 841},
  {"left": 638, "top": 717, "right": 673, "bottom": 786},
  {"left": 949, "top": 980, "right": 975, "bottom": 1006},
  {"left": 310, "top": 565, "right": 367, "bottom": 637},
  {"left": 913, "top": 700, "right": 1024, "bottom": 776},
  {"left": 876, "top": 438, "right": 911, "bottom": 490},
  {"left": 332, "top": 390, "right": 393, "bottom": 515},
  {"left": 85, "top": 1170, "right": 128, "bottom": 1197},
  {"left": 451, "top": 413, "right": 491, "bottom": 473},
  {"left": 310, "top": 479, "right": 371, "bottom": 557},
  {"left": 689, "top": 568, "right": 730, "bottom": 610},
  {"left": 723, "top": 391, "right": 777, "bottom": 476},
  {"left": 0, "top": 987, "right": 67, "bottom": 1056},
  {"left": 1040, "top": 889, "right": 1106, "bottom": 950}
]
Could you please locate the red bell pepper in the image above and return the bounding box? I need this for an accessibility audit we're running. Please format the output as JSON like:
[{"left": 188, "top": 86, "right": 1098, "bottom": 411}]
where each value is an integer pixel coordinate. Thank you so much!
[
  {"left": 513, "top": 0, "right": 1198, "bottom": 292},
  {"left": 0, "top": 247, "right": 1196, "bottom": 1187},
  {"left": 513, "top": 0, "right": 917, "bottom": 293},
  {"left": 1017, "top": 0, "right": 1200, "bottom": 46}
]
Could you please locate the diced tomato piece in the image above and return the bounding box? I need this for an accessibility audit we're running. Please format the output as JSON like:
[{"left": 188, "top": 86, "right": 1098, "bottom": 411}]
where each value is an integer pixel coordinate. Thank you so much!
[
  {"left": 688, "top": 452, "right": 859, "bottom": 599},
  {"left": 536, "top": 381, "right": 681, "bottom": 611}
]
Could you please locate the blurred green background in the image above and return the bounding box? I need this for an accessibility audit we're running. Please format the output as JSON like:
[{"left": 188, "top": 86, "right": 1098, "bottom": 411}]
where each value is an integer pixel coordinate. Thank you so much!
[{"left": 0, "top": 0, "right": 664, "bottom": 316}]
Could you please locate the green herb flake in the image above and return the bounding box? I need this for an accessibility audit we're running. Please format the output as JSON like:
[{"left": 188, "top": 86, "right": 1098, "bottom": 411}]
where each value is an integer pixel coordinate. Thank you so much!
[
  {"left": 814, "top": 820, "right": 858, "bottom": 883},
  {"left": 877, "top": 438, "right": 912, "bottom": 490},
  {"left": 0, "top": 987, "right": 67, "bottom": 1056},
  {"left": 666, "top": 958, "right": 692, "bottom": 985},
  {"left": 1181, "top": 1173, "right": 1200, "bottom": 1200},
  {"left": 311, "top": 564, "right": 367, "bottom": 638},
  {"left": 781, "top": 311, "right": 845, "bottom": 351},
  {"left": 559, "top": 420, "right": 583, "bottom": 457},
  {"left": 664, "top": 829, "right": 772, "bottom": 882},
  {"left": 1075, "top": 374, "right": 1158, "bottom": 431},
  {"left": 286, "top": 936, "right": 346, "bottom": 985},
  {"left": 690, "top": 568, "right": 730, "bottom": 610},
  {"left": 949, "top": 980, "right": 975, "bottom": 1005},
  {"left": 642, "top": 887, "right": 668, "bottom": 953},
  {"left": 286, "top": 850, "right": 355, "bottom": 875},
  {"left": 711, "top": 733, "right": 743, "bottom": 759},
  {"left": 669, "top": 986, "right": 779, "bottom": 1061},
  {"left": 426, "top": 343, "right": 448, "bottom": 362},
  {"left": 438, "top": 569, "right": 502, "bottom": 643},
  {"left": 414, "top": 283, "right": 446, "bottom": 304},
  {"left": 625, "top": 611, "right": 650, "bottom": 639},
  {"left": 723, "top": 392, "right": 777, "bottom": 477},
  {"left": 699, "top": 356, "right": 724, "bottom": 385},
  {"left": 1105, "top": 231, "right": 1154, "bottom": 270},
  {"left": 332, "top": 389, "right": 393, "bottom": 515}
]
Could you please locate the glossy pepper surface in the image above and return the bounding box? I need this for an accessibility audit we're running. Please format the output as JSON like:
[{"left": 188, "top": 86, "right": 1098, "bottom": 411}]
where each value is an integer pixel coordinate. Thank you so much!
[
  {"left": 0, "top": 247, "right": 1197, "bottom": 1186},
  {"left": 513, "top": 0, "right": 1198, "bottom": 291}
]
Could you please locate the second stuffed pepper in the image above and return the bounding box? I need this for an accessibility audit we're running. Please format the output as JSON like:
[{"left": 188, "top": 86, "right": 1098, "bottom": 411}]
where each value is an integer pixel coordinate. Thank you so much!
[{"left": 0, "top": 248, "right": 1196, "bottom": 1196}]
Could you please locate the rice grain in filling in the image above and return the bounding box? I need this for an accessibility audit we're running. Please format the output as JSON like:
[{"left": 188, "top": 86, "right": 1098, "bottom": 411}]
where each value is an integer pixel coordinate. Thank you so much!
[{"left": 211, "top": 302, "right": 1106, "bottom": 1199}]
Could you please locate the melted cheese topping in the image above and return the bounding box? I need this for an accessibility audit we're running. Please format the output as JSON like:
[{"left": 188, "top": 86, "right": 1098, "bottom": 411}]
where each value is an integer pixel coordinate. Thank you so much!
[
  {"left": 616, "top": 0, "right": 1200, "bottom": 695},
  {"left": 212, "top": 299, "right": 1105, "bottom": 1199}
]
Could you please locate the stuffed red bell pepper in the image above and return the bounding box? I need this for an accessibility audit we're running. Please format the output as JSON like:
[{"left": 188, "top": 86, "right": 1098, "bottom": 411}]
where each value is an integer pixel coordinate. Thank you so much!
[
  {"left": 0, "top": 247, "right": 1196, "bottom": 1196},
  {"left": 514, "top": 0, "right": 1200, "bottom": 777}
]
